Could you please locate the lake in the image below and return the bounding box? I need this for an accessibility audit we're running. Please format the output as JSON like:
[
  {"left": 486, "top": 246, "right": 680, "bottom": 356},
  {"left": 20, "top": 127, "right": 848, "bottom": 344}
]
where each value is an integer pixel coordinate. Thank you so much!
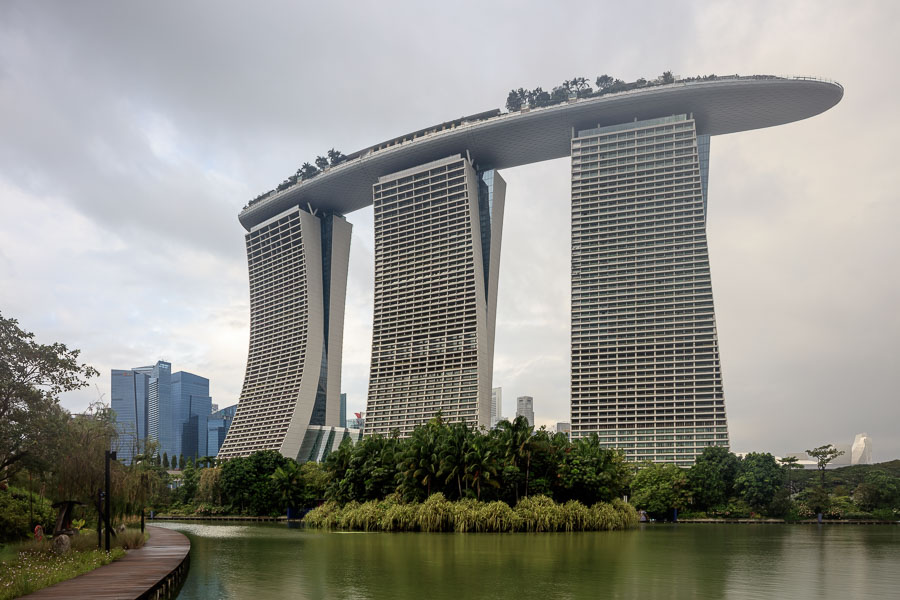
[{"left": 154, "top": 522, "right": 900, "bottom": 599}]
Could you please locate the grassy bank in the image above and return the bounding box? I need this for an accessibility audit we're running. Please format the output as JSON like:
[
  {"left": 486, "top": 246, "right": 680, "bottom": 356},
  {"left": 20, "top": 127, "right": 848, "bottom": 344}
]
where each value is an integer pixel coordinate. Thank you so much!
[
  {"left": 303, "top": 494, "right": 638, "bottom": 533},
  {"left": 0, "top": 528, "right": 146, "bottom": 599}
]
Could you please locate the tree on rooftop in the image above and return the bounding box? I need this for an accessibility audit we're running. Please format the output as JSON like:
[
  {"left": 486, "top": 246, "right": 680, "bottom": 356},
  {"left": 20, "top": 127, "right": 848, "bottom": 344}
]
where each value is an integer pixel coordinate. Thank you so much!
[
  {"left": 565, "top": 77, "right": 592, "bottom": 97},
  {"left": 299, "top": 162, "right": 319, "bottom": 180},
  {"left": 506, "top": 88, "right": 525, "bottom": 112},
  {"left": 315, "top": 156, "right": 329, "bottom": 170},
  {"left": 327, "top": 148, "right": 346, "bottom": 166},
  {"left": 661, "top": 71, "right": 675, "bottom": 84},
  {"left": 595, "top": 74, "right": 614, "bottom": 90}
]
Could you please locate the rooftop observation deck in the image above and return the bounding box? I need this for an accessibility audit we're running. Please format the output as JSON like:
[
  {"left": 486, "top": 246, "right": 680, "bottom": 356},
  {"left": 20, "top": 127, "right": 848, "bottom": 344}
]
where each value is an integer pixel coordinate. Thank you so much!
[{"left": 239, "top": 75, "right": 842, "bottom": 230}]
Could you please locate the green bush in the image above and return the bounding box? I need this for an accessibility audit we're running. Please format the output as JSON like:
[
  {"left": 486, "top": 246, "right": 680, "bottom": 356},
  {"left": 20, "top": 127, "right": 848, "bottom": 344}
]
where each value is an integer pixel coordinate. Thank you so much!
[
  {"left": 416, "top": 493, "right": 453, "bottom": 532},
  {"left": 0, "top": 488, "right": 56, "bottom": 543},
  {"left": 476, "top": 500, "right": 521, "bottom": 532}
]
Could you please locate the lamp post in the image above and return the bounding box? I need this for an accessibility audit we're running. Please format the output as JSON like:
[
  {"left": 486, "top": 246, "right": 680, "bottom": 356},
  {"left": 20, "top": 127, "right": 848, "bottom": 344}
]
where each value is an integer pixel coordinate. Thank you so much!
[{"left": 104, "top": 450, "right": 116, "bottom": 552}]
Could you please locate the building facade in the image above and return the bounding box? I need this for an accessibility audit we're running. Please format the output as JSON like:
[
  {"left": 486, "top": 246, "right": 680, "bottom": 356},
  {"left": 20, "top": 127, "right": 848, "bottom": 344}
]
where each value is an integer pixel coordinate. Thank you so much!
[
  {"left": 364, "top": 155, "right": 505, "bottom": 436},
  {"left": 217, "top": 206, "right": 351, "bottom": 459},
  {"left": 207, "top": 404, "right": 237, "bottom": 457},
  {"left": 569, "top": 115, "right": 728, "bottom": 465},
  {"left": 516, "top": 396, "right": 535, "bottom": 427},
  {"left": 227, "top": 76, "right": 840, "bottom": 460},
  {"left": 110, "top": 361, "right": 213, "bottom": 464},
  {"left": 490, "top": 387, "right": 502, "bottom": 427}
]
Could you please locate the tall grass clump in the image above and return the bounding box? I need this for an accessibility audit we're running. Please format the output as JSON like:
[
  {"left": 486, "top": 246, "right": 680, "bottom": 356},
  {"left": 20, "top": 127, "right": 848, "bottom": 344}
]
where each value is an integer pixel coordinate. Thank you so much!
[
  {"left": 559, "top": 500, "right": 594, "bottom": 532},
  {"left": 416, "top": 493, "right": 454, "bottom": 532},
  {"left": 379, "top": 502, "right": 417, "bottom": 531},
  {"left": 302, "top": 501, "right": 341, "bottom": 529},
  {"left": 302, "top": 496, "right": 639, "bottom": 533},
  {"left": 515, "top": 495, "right": 562, "bottom": 532},
  {"left": 451, "top": 499, "right": 481, "bottom": 532},
  {"left": 476, "top": 501, "right": 522, "bottom": 532},
  {"left": 612, "top": 498, "right": 639, "bottom": 528}
]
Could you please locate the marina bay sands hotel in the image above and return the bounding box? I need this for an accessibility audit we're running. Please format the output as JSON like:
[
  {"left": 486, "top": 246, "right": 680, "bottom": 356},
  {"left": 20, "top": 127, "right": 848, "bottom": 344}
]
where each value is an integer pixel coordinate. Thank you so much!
[{"left": 217, "top": 75, "right": 842, "bottom": 465}]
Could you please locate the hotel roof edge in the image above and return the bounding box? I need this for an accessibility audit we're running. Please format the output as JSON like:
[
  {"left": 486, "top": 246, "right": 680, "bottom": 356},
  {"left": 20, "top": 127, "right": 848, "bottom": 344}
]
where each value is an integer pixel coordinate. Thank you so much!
[{"left": 239, "top": 75, "right": 842, "bottom": 230}]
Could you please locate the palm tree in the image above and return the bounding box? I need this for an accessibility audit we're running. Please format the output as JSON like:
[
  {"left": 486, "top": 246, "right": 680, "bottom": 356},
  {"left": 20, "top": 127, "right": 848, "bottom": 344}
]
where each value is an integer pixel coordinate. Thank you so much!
[
  {"left": 271, "top": 461, "right": 303, "bottom": 514},
  {"left": 399, "top": 417, "right": 444, "bottom": 497},
  {"left": 497, "top": 416, "right": 533, "bottom": 501},
  {"left": 440, "top": 421, "right": 472, "bottom": 499},
  {"left": 464, "top": 436, "right": 500, "bottom": 500}
]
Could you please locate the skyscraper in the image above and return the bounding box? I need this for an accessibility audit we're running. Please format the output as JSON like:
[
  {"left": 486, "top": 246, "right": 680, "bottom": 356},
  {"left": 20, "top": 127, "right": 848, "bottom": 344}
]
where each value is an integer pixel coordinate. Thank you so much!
[
  {"left": 569, "top": 115, "right": 728, "bottom": 465},
  {"left": 172, "top": 371, "right": 212, "bottom": 460},
  {"left": 207, "top": 404, "right": 237, "bottom": 456},
  {"left": 364, "top": 155, "right": 505, "bottom": 436},
  {"left": 218, "top": 207, "right": 351, "bottom": 459},
  {"left": 491, "top": 387, "right": 502, "bottom": 427},
  {"left": 231, "top": 75, "right": 841, "bottom": 458},
  {"left": 110, "top": 361, "right": 212, "bottom": 464},
  {"left": 516, "top": 396, "right": 535, "bottom": 427}
]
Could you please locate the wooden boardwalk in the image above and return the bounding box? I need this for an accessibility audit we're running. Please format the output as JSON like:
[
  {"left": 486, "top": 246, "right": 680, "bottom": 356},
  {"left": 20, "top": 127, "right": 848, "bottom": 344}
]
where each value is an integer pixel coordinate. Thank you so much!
[{"left": 23, "top": 526, "right": 190, "bottom": 600}]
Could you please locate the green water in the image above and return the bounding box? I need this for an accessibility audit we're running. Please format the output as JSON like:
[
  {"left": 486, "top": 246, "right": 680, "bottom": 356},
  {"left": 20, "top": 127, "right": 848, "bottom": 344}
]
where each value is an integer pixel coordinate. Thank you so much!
[{"left": 155, "top": 522, "right": 900, "bottom": 599}]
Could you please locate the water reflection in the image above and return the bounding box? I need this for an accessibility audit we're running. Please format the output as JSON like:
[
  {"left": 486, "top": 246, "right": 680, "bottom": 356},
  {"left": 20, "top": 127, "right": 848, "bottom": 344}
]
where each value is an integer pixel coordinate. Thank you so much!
[{"left": 155, "top": 522, "right": 900, "bottom": 600}]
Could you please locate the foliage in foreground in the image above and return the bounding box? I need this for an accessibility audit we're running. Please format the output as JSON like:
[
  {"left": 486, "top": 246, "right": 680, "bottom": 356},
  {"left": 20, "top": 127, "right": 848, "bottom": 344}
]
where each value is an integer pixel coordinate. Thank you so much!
[
  {"left": 0, "top": 544, "right": 125, "bottom": 600},
  {"left": 303, "top": 493, "right": 638, "bottom": 533}
]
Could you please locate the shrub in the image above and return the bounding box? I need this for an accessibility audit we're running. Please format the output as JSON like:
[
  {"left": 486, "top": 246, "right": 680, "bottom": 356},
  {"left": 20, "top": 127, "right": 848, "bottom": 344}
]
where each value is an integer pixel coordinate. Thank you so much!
[
  {"left": 379, "top": 501, "right": 418, "bottom": 531},
  {"left": 451, "top": 499, "right": 481, "bottom": 532},
  {"left": 559, "top": 500, "right": 593, "bottom": 532},
  {"left": 476, "top": 501, "right": 521, "bottom": 532},
  {"left": 303, "top": 501, "right": 341, "bottom": 529},
  {"left": 416, "top": 493, "right": 453, "bottom": 532},
  {"left": 515, "top": 495, "right": 561, "bottom": 532}
]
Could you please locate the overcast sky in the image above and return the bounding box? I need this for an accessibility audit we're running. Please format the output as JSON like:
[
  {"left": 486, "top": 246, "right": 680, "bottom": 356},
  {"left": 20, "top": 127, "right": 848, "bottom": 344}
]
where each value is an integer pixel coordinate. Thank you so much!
[{"left": 1, "top": 0, "right": 897, "bottom": 459}]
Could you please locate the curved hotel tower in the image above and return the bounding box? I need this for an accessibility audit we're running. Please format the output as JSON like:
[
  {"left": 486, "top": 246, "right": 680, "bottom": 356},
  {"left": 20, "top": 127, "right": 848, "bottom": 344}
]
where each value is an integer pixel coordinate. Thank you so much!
[{"left": 218, "top": 75, "right": 842, "bottom": 463}]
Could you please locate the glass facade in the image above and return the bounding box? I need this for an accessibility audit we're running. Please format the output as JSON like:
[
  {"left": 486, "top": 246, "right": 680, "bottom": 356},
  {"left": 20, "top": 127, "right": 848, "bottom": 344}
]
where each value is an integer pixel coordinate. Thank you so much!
[{"left": 109, "top": 361, "right": 212, "bottom": 464}]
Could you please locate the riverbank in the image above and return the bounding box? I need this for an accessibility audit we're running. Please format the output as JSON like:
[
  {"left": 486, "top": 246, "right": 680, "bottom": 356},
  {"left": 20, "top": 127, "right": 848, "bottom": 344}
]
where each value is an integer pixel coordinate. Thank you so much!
[{"left": 19, "top": 526, "right": 189, "bottom": 600}]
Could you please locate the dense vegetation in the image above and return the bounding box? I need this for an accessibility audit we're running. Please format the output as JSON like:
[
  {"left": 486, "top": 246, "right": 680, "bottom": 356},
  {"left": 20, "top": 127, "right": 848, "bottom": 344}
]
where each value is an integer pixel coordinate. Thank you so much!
[{"left": 303, "top": 494, "right": 637, "bottom": 532}]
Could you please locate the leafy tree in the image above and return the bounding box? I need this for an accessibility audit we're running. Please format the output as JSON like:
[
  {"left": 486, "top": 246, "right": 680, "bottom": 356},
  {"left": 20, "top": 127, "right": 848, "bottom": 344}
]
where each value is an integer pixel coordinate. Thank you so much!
[
  {"left": 464, "top": 434, "right": 500, "bottom": 500},
  {"left": 171, "top": 455, "right": 178, "bottom": 470},
  {"left": 595, "top": 74, "right": 614, "bottom": 90},
  {"left": 527, "top": 87, "right": 551, "bottom": 108},
  {"left": 778, "top": 456, "right": 803, "bottom": 494},
  {"left": 299, "top": 461, "right": 330, "bottom": 505},
  {"left": 631, "top": 462, "right": 688, "bottom": 517},
  {"left": 52, "top": 402, "right": 118, "bottom": 504},
  {"left": 197, "top": 466, "right": 223, "bottom": 505},
  {"left": 271, "top": 461, "right": 304, "bottom": 512},
  {"left": 506, "top": 89, "right": 524, "bottom": 112},
  {"left": 661, "top": 71, "right": 675, "bottom": 84},
  {"left": 496, "top": 416, "right": 532, "bottom": 501},
  {"left": 178, "top": 459, "right": 199, "bottom": 504},
  {"left": 179, "top": 454, "right": 185, "bottom": 470},
  {"left": 558, "top": 434, "right": 630, "bottom": 504},
  {"left": 0, "top": 313, "right": 98, "bottom": 484},
  {"left": 220, "top": 450, "right": 292, "bottom": 515},
  {"left": 853, "top": 470, "right": 900, "bottom": 511},
  {"left": 688, "top": 446, "right": 740, "bottom": 509},
  {"left": 162, "top": 452, "right": 169, "bottom": 469},
  {"left": 327, "top": 148, "right": 346, "bottom": 166},
  {"left": 806, "top": 444, "right": 845, "bottom": 485},
  {"left": 315, "top": 155, "right": 329, "bottom": 170},
  {"left": 734, "top": 452, "right": 782, "bottom": 510},
  {"left": 440, "top": 421, "right": 473, "bottom": 499},
  {"left": 398, "top": 416, "right": 444, "bottom": 499},
  {"left": 298, "top": 162, "right": 319, "bottom": 180},
  {"left": 564, "top": 77, "right": 592, "bottom": 97},
  {"left": 550, "top": 86, "right": 569, "bottom": 104}
]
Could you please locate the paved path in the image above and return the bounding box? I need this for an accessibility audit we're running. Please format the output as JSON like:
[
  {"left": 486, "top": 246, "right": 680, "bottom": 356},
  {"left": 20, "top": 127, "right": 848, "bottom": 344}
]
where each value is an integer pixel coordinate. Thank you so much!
[{"left": 23, "top": 526, "right": 190, "bottom": 599}]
